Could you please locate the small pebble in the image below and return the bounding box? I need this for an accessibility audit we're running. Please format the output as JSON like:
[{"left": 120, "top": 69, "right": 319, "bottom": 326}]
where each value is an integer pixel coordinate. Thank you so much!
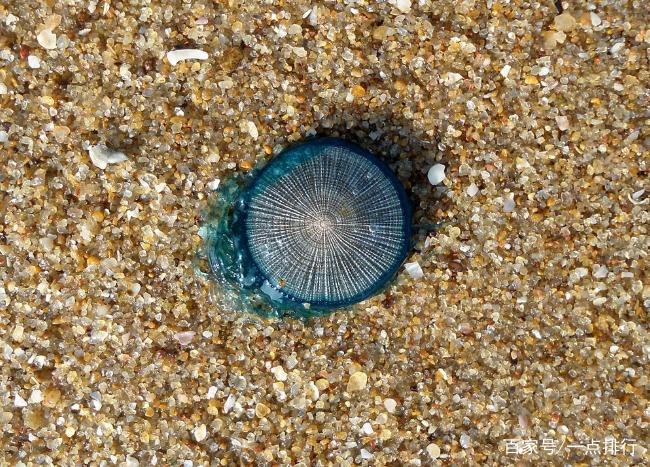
[
  {"left": 442, "top": 73, "right": 463, "bottom": 86},
  {"left": 610, "top": 41, "right": 625, "bottom": 54},
  {"left": 555, "top": 115, "right": 570, "bottom": 131},
  {"left": 12, "top": 325, "right": 24, "bottom": 342},
  {"left": 554, "top": 12, "right": 576, "bottom": 32},
  {"left": 271, "top": 366, "right": 288, "bottom": 382},
  {"left": 29, "top": 389, "right": 44, "bottom": 404},
  {"left": 503, "top": 195, "right": 516, "bottom": 213},
  {"left": 351, "top": 84, "right": 366, "bottom": 98},
  {"left": 223, "top": 394, "right": 236, "bottom": 413},
  {"left": 347, "top": 371, "right": 367, "bottom": 392},
  {"left": 27, "top": 55, "right": 40, "bottom": 69},
  {"left": 393, "top": 0, "right": 412, "bottom": 13},
  {"left": 315, "top": 379, "right": 330, "bottom": 391},
  {"left": 88, "top": 144, "right": 128, "bottom": 170},
  {"left": 174, "top": 331, "right": 195, "bottom": 346},
  {"left": 207, "top": 179, "right": 221, "bottom": 191},
  {"left": 384, "top": 398, "right": 397, "bottom": 413},
  {"left": 36, "top": 29, "right": 57, "bottom": 49},
  {"left": 542, "top": 30, "right": 566, "bottom": 49},
  {"left": 287, "top": 24, "right": 302, "bottom": 35},
  {"left": 590, "top": 12, "right": 602, "bottom": 27},
  {"left": 525, "top": 75, "right": 539, "bottom": 85},
  {"left": 245, "top": 120, "right": 259, "bottom": 139},
  {"left": 14, "top": 394, "right": 28, "bottom": 408},
  {"left": 53, "top": 125, "right": 70, "bottom": 143},
  {"left": 466, "top": 183, "right": 479, "bottom": 197},
  {"left": 436, "top": 368, "right": 450, "bottom": 382},
  {"left": 43, "top": 388, "right": 61, "bottom": 407},
  {"left": 193, "top": 424, "right": 207, "bottom": 442},
  {"left": 593, "top": 265, "right": 608, "bottom": 278},
  {"left": 255, "top": 402, "right": 270, "bottom": 418},
  {"left": 426, "top": 443, "right": 441, "bottom": 459},
  {"left": 293, "top": 47, "right": 307, "bottom": 58},
  {"left": 306, "top": 381, "right": 319, "bottom": 401},
  {"left": 372, "top": 25, "right": 394, "bottom": 41}
]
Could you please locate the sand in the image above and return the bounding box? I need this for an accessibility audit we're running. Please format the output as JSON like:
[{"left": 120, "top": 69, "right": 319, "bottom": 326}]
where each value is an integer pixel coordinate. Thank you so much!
[{"left": 1, "top": 0, "right": 648, "bottom": 465}]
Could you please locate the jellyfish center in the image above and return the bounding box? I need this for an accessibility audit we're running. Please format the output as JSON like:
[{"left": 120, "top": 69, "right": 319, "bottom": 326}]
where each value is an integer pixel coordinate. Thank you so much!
[
  {"left": 315, "top": 215, "right": 332, "bottom": 232},
  {"left": 307, "top": 211, "right": 338, "bottom": 236}
]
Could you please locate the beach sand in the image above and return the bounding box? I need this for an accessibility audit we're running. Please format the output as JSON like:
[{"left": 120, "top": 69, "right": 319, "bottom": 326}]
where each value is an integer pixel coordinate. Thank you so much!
[{"left": 1, "top": 0, "right": 648, "bottom": 465}]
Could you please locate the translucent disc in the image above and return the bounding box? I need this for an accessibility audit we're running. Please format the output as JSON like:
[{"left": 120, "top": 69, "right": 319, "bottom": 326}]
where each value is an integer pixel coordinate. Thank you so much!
[{"left": 245, "top": 139, "right": 411, "bottom": 308}]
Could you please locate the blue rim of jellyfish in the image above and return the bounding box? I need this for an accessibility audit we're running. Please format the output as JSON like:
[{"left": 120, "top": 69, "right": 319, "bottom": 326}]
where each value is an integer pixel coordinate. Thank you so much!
[
  {"left": 244, "top": 138, "right": 412, "bottom": 310},
  {"left": 204, "top": 137, "right": 412, "bottom": 317}
]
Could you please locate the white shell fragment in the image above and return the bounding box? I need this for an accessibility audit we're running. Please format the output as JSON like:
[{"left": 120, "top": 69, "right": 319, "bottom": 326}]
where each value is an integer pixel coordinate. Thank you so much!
[
  {"left": 404, "top": 261, "right": 424, "bottom": 279},
  {"left": 500, "top": 64, "right": 511, "bottom": 78},
  {"left": 166, "top": 49, "right": 209, "bottom": 66},
  {"left": 427, "top": 163, "right": 446, "bottom": 185},
  {"left": 628, "top": 189, "right": 648, "bottom": 205},
  {"left": 88, "top": 144, "right": 128, "bottom": 170}
]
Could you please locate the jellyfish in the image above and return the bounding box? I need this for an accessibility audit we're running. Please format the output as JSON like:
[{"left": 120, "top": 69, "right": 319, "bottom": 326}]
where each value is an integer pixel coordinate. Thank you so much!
[{"left": 200, "top": 138, "right": 412, "bottom": 318}]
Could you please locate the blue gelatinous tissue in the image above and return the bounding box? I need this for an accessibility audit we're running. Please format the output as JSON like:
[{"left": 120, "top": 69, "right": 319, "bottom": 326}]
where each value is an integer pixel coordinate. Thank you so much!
[{"left": 199, "top": 138, "right": 412, "bottom": 319}]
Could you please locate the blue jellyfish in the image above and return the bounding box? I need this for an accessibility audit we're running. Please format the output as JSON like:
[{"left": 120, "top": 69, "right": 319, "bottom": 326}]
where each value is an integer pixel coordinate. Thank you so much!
[{"left": 202, "top": 138, "right": 412, "bottom": 318}]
